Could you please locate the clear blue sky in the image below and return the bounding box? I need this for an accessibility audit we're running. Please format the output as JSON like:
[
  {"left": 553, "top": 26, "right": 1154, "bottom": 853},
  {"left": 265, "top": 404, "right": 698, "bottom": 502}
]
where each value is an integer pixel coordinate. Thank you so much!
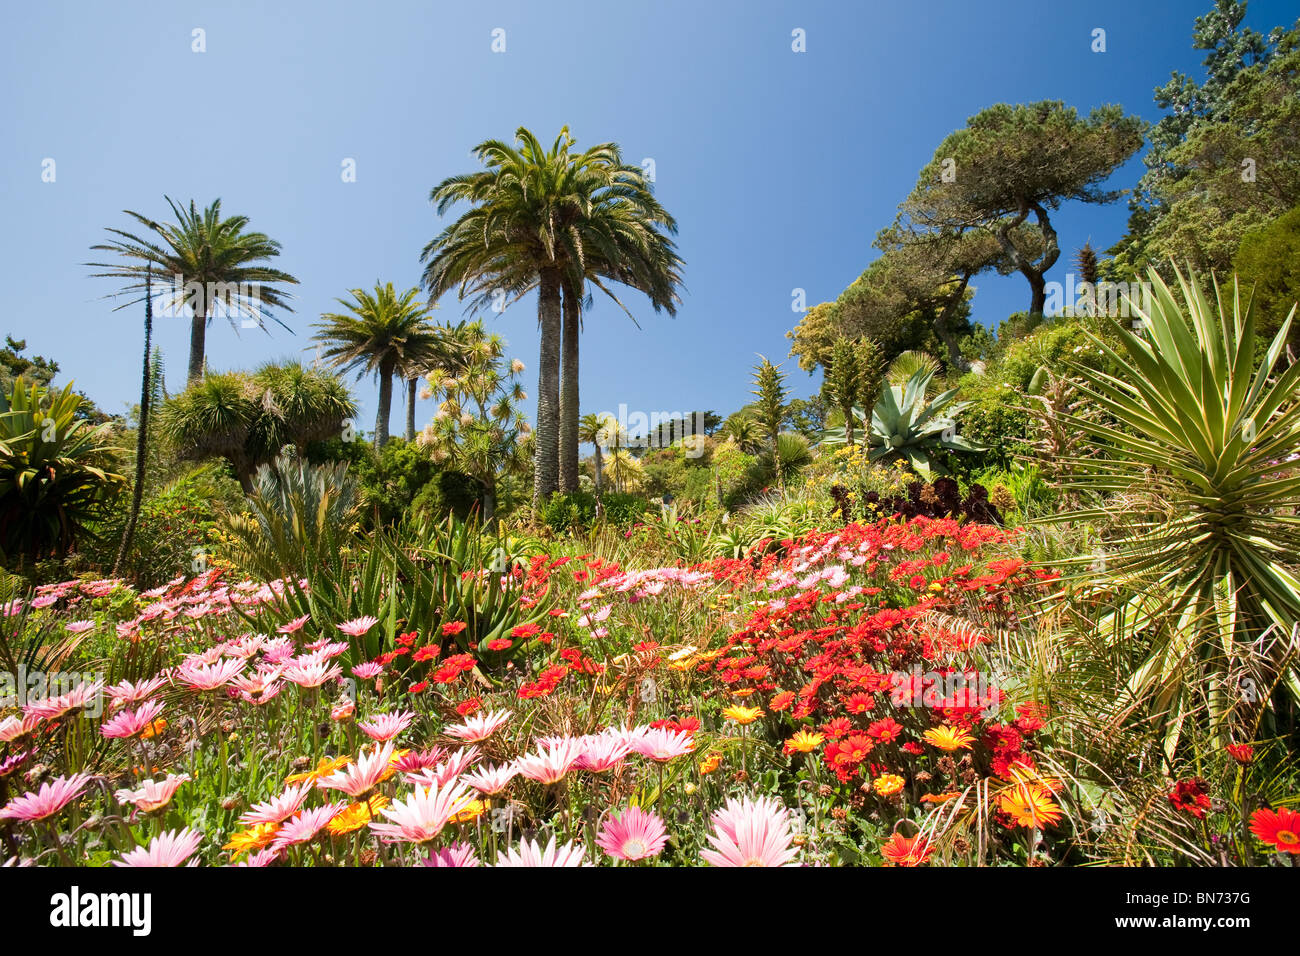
[{"left": 2, "top": 0, "right": 1292, "bottom": 435}]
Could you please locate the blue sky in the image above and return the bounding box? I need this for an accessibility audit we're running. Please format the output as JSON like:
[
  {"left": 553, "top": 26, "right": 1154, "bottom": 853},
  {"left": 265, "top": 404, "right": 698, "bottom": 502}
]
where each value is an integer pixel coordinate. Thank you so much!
[{"left": 2, "top": 0, "right": 1293, "bottom": 436}]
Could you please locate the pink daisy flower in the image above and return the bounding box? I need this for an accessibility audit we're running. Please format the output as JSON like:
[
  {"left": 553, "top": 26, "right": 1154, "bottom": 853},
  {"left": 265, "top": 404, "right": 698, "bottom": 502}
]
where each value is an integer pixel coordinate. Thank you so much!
[
  {"left": 281, "top": 658, "right": 342, "bottom": 688},
  {"left": 494, "top": 835, "right": 590, "bottom": 867},
  {"left": 319, "top": 742, "right": 396, "bottom": 797},
  {"left": 596, "top": 806, "right": 669, "bottom": 862},
  {"left": 101, "top": 700, "right": 166, "bottom": 739},
  {"left": 392, "top": 748, "right": 448, "bottom": 774},
  {"left": 238, "top": 781, "right": 312, "bottom": 826},
  {"left": 460, "top": 762, "right": 517, "bottom": 795},
  {"left": 358, "top": 710, "right": 416, "bottom": 742},
  {"left": 406, "top": 746, "right": 480, "bottom": 788},
  {"left": 573, "top": 732, "right": 632, "bottom": 773},
  {"left": 423, "top": 843, "right": 480, "bottom": 867},
  {"left": 512, "top": 738, "right": 582, "bottom": 784},
  {"left": 443, "top": 709, "right": 511, "bottom": 743},
  {"left": 106, "top": 676, "right": 168, "bottom": 710},
  {"left": 0, "top": 714, "right": 44, "bottom": 744},
  {"left": 628, "top": 727, "right": 695, "bottom": 762},
  {"left": 270, "top": 804, "right": 345, "bottom": 851},
  {"left": 352, "top": 662, "right": 383, "bottom": 680},
  {"left": 261, "top": 637, "right": 297, "bottom": 662},
  {"left": 113, "top": 828, "right": 204, "bottom": 867},
  {"left": 369, "top": 779, "right": 476, "bottom": 844},
  {"left": 176, "top": 658, "right": 245, "bottom": 691},
  {"left": 699, "top": 795, "right": 799, "bottom": 867},
  {"left": 277, "top": 615, "right": 310, "bottom": 634},
  {"left": 65, "top": 620, "right": 96, "bottom": 634},
  {"left": 337, "top": 615, "right": 379, "bottom": 637},
  {"left": 115, "top": 773, "right": 190, "bottom": 813},
  {"left": 24, "top": 680, "right": 104, "bottom": 720},
  {"left": 231, "top": 847, "right": 282, "bottom": 867},
  {"left": 0, "top": 773, "right": 93, "bottom": 822}
]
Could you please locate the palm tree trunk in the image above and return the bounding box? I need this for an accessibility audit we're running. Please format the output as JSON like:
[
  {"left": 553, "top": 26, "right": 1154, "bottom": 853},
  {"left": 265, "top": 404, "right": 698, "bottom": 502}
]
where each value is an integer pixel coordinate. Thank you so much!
[
  {"left": 375, "top": 356, "right": 396, "bottom": 449},
  {"left": 533, "top": 268, "right": 562, "bottom": 503},
  {"left": 559, "top": 281, "right": 581, "bottom": 493},
  {"left": 187, "top": 303, "right": 207, "bottom": 385},
  {"left": 113, "top": 267, "right": 153, "bottom": 577},
  {"left": 405, "top": 376, "right": 417, "bottom": 442},
  {"left": 593, "top": 445, "right": 603, "bottom": 494}
]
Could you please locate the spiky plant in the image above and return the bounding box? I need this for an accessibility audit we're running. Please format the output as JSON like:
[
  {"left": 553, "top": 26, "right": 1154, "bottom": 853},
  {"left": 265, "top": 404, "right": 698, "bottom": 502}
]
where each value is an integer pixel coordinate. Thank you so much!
[
  {"left": 1052, "top": 265, "right": 1300, "bottom": 751},
  {"left": 0, "top": 380, "right": 125, "bottom": 564},
  {"left": 886, "top": 350, "right": 942, "bottom": 390}
]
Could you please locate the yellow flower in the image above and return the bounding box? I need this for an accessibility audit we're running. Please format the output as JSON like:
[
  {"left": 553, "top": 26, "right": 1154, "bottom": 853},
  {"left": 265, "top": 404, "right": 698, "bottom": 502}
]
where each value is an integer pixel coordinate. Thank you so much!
[
  {"left": 285, "top": 755, "right": 351, "bottom": 787},
  {"left": 783, "top": 729, "right": 825, "bottom": 754},
  {"left": 326, "top": 795, "right": 390, "bottom": 835},
  {"left": 873, "top": 773, "right": 906, "bottom": 797},
  {"left": 721, "top": 704, "right": 763, "bottom": 725},
  {"left": 731, "top": 687, "right": 757, "bottom": 699},
  {"left": 223, "top": 822, "right": 280, "bottom": 860},
  {"left": 698, "top": 752, "right": 722, "bottom": 774},
  {"left": 923, "top": 725, "right": 976, "bottom": 752},
  {"left": 379, "top": 748, "right": 412, "bottom": 784},
  {"left": 448, "top": 798, "right": 489, "bottom": 825},
  {"left": 997, "top": 784, "right": 1062, "bottom": 828}
]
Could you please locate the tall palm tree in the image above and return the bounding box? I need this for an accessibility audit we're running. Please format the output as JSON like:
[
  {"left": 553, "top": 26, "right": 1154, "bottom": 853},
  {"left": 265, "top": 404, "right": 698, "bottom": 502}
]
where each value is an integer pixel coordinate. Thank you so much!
[
  {"left": 421, "top": 127, "right": 682, "bottom": 502},
  {"left": 88, "top": 197, "right": 298, "bottom": 384},
  {"left": 557, "top": 155, "right": 683, "bottom": 492},
  {"left": 312, "top": 283, "right": 443, "bottom": 449}
]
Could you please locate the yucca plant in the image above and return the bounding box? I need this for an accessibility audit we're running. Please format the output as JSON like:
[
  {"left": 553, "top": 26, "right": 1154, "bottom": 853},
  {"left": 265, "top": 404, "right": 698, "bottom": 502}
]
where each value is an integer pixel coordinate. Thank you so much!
[
  {"left": 822, "top": 366, "right": 979, "bottom": 476},
  {"left": 1052, "top": 265, "right": 1300, "bottom": 751},
  {"left": 0, "top": 379, "right": 125, "bottom": 565}
]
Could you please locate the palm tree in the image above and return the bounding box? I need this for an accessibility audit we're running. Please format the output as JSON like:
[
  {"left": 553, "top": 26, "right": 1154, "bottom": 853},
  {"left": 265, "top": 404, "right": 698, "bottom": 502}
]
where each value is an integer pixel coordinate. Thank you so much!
[
  {"left": 720, "top": 414, "right": 764, "bottom": 454},
  {"left": 313, "top": 283, "right": 443, "bottom": 449},
  {"left": 158, "top": 363, "right": 355, "bottom": 492},
  {"left": 556, "top": 156, "right": 683, "bottom": 491},
  {"left": 88, "top": 198, "right": 298, "bottom": 384},
  {"left": 421, "top": 127, "right": 683, "bottom": 501},
  {"left": 604, "top": 448, "right": 644, "bottom": 494},
  {"left": 578, "top": 412, "right": 617, "bottom": 494}
]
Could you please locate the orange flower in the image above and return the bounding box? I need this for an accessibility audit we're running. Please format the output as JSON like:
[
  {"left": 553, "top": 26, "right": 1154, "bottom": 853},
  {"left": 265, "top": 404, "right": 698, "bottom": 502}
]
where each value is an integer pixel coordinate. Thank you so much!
[
  {"left": 223, "top": 822, "right": 279, "bottom": 860},
  {"left": 881, "top": 831, "right": 932, "bottom": 867},
  {"left": 140, "top": 718, "right": 167, "bottom": 740},
  {"left": 698, "top": 752, "right": 722, "bottom": 775},
  {"left": 873, "top": 774, "right": 906, "bottom": 797},
  {"left": 721, "top": 705, "right": 763, "bottom": 725},
  {"left": 285, "top": 755, "right": 351, "bottom": 787},
  {"left": 326, "top": 795, "right": 390, "bottom": 835},
  {"left": 783, "top": 729, "right": 824, "bottom": 754},
  {"left": 998, "top": 783, "right": 1062, "bottom": 828},
  {"left": 921, "top": 791, "right": 962, "bottom": 804},
  {"left": 922, "top": 725, "right": 975, "bottom": 751}
]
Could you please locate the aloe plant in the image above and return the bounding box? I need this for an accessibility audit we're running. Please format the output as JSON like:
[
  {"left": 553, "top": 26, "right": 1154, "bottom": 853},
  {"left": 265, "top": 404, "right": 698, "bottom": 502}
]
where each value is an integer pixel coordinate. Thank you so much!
[{"left": 820, "top": 366, "right": 979, "bottom": 476}]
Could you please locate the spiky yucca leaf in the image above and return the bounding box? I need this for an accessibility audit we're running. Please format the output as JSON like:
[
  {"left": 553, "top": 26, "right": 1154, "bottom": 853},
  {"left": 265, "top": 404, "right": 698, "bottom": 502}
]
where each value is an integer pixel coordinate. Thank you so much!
[{"left": 1051, "top": 264, "right": 1300, "bottom": 725}]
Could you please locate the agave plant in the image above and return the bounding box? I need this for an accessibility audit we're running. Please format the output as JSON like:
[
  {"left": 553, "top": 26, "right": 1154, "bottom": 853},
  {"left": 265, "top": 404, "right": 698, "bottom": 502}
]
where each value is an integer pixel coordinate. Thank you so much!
[
  {"left": 821, "top": 366, "right": 978, "bottom": 476},
  {"left": 0, "top": 379, "right": 125, "bottom": 564},
  {"left": 1054, "top": 266, "right": 1300, "bottom": 749}
]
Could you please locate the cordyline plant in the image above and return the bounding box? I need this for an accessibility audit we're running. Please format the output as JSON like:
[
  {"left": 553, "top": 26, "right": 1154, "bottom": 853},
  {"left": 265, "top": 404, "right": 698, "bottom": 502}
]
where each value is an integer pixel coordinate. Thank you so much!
[{"left": 1052, "top": 265, "right": 1300, "bottom": 750}]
